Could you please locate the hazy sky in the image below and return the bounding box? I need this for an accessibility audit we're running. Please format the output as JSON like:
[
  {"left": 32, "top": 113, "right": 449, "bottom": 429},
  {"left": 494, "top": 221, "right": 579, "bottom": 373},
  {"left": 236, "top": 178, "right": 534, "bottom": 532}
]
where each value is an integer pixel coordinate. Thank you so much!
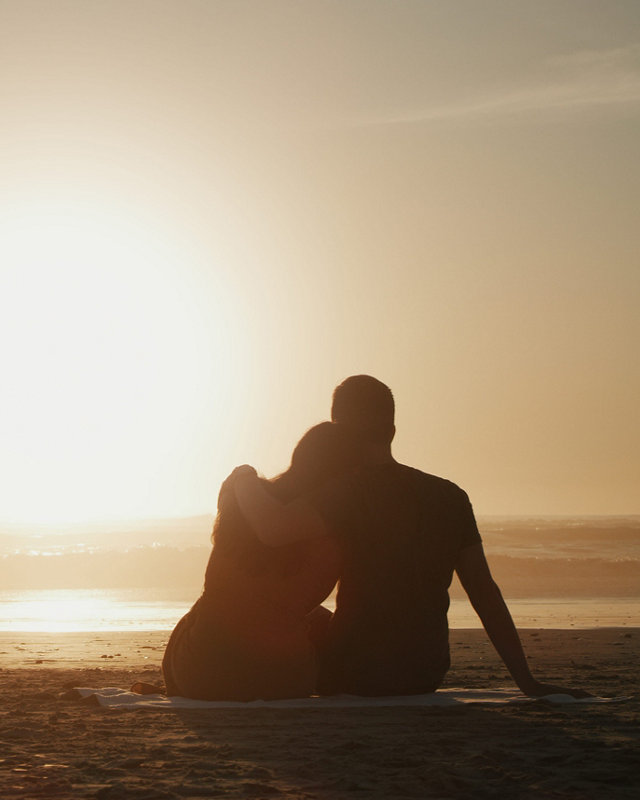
[{"left": 1, "top": 1, "right": 638, "bottom": 524}]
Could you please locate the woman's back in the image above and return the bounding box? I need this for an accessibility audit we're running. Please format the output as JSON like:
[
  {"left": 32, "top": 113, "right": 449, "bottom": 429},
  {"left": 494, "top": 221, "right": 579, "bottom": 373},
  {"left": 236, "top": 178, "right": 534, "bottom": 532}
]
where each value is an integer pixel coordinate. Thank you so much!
[
  {"left": 162, "top": 421, "right": 362, "bottom": 700},
  {"left": 162, "top": 533, "right": 340, "bottom": 700},
  {"left": 203, "top": 535, "right": 340, "bottom": 626}
]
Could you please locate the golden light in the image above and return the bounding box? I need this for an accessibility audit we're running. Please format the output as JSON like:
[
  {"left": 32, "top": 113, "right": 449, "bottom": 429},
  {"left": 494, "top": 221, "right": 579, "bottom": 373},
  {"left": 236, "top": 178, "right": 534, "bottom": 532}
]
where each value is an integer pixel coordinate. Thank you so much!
[
  {"left": 0, "top": 588, "right": 191, "bottom": 632},
  {"left": 1, "top": 591, "right": 112, "bottom": 633},
  {"left": 0, "top": 189, "right": 237, "bottom": 524}
]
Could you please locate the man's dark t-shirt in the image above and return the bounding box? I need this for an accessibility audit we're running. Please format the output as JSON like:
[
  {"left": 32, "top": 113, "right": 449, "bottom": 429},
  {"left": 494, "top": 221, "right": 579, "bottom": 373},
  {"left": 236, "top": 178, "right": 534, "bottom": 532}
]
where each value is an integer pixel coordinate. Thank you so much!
[{"left": 311, "top": 462, "right": 481, "bottom": 696}]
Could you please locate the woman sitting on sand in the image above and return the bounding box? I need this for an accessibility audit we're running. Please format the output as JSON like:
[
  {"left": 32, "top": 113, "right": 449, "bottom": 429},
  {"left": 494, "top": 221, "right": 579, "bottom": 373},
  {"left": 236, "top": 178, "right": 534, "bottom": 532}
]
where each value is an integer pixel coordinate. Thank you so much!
[{"left": 162, "top": 422, "right": 363, "bottom": 701}]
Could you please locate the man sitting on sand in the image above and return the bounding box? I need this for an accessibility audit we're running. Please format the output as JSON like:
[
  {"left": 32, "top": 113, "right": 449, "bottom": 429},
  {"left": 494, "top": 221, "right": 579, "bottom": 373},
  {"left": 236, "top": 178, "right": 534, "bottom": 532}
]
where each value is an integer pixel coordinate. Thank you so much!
[{"left": 230, "top": 375, "right": 588, "bottom": 698}]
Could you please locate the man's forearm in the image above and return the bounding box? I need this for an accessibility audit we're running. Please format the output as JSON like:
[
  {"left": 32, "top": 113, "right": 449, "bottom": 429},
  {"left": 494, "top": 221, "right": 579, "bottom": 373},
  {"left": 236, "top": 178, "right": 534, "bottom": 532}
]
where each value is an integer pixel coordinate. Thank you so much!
[
  {"left": 468, "top": 580, "right": 536, "bottom": 693},
  {"left": 230, "top": 467, "right": 327, "bottom": 545},
  {"left": 456, "top": 544, "right": 591, "bottom": 698}
]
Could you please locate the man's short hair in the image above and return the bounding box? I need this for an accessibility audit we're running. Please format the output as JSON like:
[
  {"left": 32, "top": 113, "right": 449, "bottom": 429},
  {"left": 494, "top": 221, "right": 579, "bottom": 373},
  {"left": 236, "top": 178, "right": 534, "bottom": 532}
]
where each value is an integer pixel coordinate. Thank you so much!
[{"left": 331, "top": 375, "right": 395, "bottom": 443}]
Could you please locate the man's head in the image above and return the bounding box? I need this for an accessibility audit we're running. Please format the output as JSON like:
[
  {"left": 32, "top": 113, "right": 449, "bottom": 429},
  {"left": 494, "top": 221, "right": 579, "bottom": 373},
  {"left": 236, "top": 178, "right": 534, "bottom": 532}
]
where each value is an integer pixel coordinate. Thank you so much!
[{"left": 331, "top": 375, "right": 395, "bottom": 447}]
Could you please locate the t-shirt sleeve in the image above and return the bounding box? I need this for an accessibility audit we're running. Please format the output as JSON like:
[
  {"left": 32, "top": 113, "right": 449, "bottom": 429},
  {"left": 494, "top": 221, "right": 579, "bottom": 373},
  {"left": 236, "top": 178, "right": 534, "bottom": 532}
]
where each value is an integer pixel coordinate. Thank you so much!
[{"left": 448, "top": 485, "right": 482, "bottom": 550}]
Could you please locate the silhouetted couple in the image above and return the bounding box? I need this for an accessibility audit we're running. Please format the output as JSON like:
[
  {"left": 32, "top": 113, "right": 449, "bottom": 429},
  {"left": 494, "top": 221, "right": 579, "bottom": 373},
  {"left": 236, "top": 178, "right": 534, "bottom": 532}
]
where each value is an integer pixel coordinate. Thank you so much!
[{"left": 163, "top": 376, "right": 587, "bottom": 700}]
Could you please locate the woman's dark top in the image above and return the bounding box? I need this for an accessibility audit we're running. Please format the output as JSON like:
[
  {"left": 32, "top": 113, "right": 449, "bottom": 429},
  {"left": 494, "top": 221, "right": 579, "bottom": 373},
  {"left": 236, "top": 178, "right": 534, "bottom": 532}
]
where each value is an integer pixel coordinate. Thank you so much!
[{"left": 162, "top": 534, "right": 340, "bottom": 701}]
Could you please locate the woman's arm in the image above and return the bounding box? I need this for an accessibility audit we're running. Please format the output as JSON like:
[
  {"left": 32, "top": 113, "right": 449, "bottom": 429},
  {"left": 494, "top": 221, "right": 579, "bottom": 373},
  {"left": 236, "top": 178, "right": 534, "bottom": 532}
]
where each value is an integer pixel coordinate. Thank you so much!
[
  {"left": 455, "top": 543, "right": 591, "bottom": 698},
  {"left": 228, "top": 465, "right": 329, "bottom": 546}
]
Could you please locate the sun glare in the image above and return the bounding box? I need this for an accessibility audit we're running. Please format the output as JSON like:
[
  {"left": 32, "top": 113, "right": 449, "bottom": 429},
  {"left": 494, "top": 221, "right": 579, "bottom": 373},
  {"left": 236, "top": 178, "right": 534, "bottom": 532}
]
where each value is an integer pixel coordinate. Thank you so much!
[
  {"left": 0, "top": 191, "right": 237, "bottom": 524},
  {"left": 2, "top": 594, "right": 110, "bottom": 633},
  {"left": 0, "top": 589, "right": 190, "bottom": 632}
]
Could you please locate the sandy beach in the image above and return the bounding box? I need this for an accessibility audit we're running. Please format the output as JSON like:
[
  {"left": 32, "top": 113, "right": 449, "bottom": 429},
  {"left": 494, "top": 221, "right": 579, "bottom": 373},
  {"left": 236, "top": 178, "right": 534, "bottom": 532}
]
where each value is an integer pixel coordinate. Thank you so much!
[{"left": 1, "top": 627, "right": 638, "bottom": 799}]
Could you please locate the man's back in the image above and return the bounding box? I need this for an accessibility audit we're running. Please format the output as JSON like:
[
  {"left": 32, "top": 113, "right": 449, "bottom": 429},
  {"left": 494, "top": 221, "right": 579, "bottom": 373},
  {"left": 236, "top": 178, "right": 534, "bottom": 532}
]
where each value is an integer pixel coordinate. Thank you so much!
[{"left": 314, "top": 462, "right": 481, "bottom": 695}]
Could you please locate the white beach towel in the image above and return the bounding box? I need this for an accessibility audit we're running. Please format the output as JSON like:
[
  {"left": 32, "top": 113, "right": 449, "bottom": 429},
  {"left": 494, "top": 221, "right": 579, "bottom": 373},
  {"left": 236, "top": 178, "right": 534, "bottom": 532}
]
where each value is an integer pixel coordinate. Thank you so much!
[{"left": 72, "top": 687, "right": 623, "bottom": 709}]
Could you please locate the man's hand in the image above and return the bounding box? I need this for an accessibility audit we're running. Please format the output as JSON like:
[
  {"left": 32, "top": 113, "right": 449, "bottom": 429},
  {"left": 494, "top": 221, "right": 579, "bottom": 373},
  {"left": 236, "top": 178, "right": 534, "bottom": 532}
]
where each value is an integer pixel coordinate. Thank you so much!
[
  {"left": 519, "top": 679, "right": 593, "bottom": 699},
  {"left": 217, "top": 465, "right": 257, "bottom": 510}
]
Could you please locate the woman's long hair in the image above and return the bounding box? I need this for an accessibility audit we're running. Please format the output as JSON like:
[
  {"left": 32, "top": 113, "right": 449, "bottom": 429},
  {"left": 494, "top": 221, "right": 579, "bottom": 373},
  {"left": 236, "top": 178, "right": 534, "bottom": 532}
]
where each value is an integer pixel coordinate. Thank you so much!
[{"left": 207, "top": 422, "right": 363, "bottom": 577}]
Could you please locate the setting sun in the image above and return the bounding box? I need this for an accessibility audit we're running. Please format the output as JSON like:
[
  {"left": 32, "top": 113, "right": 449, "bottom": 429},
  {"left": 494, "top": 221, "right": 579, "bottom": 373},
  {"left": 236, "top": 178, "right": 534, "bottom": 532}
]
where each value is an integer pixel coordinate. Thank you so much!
[{"left": 0, "top": 190, "right": 242, "bottom": 524}]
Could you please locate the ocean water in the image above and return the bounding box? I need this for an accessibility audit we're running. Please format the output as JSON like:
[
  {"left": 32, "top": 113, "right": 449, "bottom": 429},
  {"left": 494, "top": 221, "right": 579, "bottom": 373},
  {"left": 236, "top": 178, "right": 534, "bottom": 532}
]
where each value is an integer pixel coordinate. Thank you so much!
[
  {"left": 0, "top": 516, "right": 638, "bottom": 632},
  {"left": 0, "top": 588, "right": 638, "bottom": 633},
  {"left": 0, "top": 588, "right": 194, "bottom": 633}
]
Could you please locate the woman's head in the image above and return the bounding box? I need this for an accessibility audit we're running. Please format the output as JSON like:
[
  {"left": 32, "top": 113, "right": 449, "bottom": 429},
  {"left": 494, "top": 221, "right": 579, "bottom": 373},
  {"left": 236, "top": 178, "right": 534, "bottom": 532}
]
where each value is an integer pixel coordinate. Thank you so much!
[
  {"left": 271, "top": 421, "right": 365, "bottom": 501},
  {"left": 210, "top": 422, "right": 363, "bottom": 574}
]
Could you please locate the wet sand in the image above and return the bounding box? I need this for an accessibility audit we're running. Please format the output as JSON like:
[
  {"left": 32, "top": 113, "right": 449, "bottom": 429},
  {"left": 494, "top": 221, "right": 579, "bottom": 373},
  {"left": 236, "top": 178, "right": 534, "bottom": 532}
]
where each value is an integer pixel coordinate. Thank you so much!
[{"left": 0, "top": 628, "right": 638, "bottom": 799}]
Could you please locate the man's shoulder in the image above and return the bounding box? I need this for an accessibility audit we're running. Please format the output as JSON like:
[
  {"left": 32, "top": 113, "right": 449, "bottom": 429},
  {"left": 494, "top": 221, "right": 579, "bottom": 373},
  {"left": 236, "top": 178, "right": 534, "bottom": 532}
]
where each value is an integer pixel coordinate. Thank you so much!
[
  {"left": 392, "top": 463, "right": 470, "bottom": 500},
  {"left": 312, "top": 462, "right": 471, "bottom": 515}
]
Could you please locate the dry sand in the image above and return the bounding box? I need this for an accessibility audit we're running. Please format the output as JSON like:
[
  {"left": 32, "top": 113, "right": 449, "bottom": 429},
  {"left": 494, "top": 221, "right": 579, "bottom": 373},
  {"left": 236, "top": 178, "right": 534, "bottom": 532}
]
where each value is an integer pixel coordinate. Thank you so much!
[{"left": 1, "top": 628, "right": 638, "bottom": 799}]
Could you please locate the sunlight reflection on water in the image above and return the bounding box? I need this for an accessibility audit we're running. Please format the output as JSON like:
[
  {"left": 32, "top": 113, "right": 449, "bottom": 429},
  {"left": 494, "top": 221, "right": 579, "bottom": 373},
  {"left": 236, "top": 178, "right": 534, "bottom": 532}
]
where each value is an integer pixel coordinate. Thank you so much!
[
  {"left": 0, "top": 589, "right": 638, "bottom": 632},
  {"left": 0, "top": 588, "right": 194, "bottom": 632}
]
